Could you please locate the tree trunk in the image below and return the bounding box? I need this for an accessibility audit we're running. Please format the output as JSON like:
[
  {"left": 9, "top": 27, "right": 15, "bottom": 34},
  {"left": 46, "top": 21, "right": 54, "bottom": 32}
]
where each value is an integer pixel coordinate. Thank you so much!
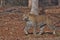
[
  {"left": 0, "top": 0, "right": 3, "bottom": 7},
  {"left": 58, "top": 0, "right": 60, "bottom": 6},
  {"left": 0, "top": 0, "right": 5, "bottom": 7},
  {"left": 30, "top": 0, "right": 39, "bottom": 15}
]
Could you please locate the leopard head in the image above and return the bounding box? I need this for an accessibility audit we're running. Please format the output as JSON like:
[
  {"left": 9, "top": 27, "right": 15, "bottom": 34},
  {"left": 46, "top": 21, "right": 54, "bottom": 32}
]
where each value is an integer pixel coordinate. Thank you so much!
[{"left": 22, "top": 14, "right": 29, "bottom": 21}]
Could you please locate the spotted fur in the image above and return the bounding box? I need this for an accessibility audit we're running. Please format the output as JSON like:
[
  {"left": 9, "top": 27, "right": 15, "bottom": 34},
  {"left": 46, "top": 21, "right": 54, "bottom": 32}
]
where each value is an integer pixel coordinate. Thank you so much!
[{"left": 23, "top": 13, "right": 56, "bottom": 35}]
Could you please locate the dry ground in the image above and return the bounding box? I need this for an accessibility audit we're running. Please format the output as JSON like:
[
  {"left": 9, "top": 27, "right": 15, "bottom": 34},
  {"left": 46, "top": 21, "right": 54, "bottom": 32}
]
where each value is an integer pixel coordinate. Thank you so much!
[{"left": 0, "top": 7, "right": 60, "bottom": 40}]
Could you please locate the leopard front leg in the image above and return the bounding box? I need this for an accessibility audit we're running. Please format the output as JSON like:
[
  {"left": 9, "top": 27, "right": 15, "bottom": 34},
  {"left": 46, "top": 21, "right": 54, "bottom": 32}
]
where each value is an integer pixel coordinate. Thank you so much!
[
  {"left": 33, "top": 23, "right": 37, "bottom": 35},
  {"left": 24, "top": 26, "right": 29, "bottom": 35},
  {"left": 24, "top": 21, "right": 32, "bottom": 35},
  {"left": 24, "top": 21, "right": 38, "bottom": 36}
]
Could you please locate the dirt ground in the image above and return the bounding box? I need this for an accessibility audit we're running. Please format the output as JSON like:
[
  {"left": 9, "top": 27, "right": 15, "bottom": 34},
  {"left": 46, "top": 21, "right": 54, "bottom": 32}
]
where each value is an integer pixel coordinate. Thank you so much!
[{"left": 0, "top": 7, "right": 60, "bottom": 40}]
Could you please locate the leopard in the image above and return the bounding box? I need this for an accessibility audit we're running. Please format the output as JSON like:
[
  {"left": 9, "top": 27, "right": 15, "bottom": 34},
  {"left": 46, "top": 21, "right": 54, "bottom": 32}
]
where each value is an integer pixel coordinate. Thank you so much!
[{"left": 22, "top": 13, "right": 56, "bottom": 35}]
